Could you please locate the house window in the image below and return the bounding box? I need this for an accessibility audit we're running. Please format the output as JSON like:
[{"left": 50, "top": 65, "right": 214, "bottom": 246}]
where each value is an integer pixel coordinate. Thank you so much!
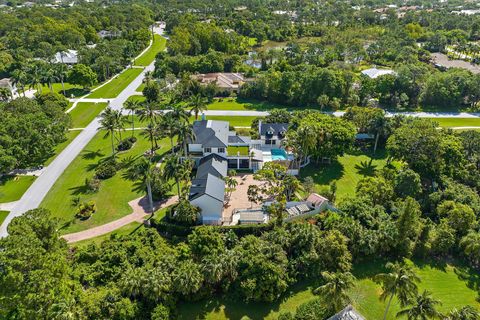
[
  {"left": 266, "top": 139, "right": 276, "bottom": 145},
  {"left": 204, "top": 147, "right": 211, "bottom": 153},
  {"left": 218, "top": 147, "right": 225, "bottom": 153}
]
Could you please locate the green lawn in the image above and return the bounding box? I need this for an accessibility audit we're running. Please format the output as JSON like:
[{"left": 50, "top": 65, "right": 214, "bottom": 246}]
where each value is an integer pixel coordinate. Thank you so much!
[
  {"left": 427, "top": 117, "right": 480, "bottom": 128},
  {"left": 134, "top": 34, "right": 167, "bottom": 66},
  {"left": 86, "top": 68, "right": 143, "bottom": 99},
  {"left": 40, "top": 83, "right": 89, "bottom": 98},
  {"left": 207, "top": 97, "right": 291, "bottom": 111},
  {"left": 126, "top": 95, "right": 146, "bottom": 103},
  {"left": 41, "top": 130, "right": 171, "bottom": 234},
  {"left": 68, "top": 102, "right": 108, "bottom": 128},
  {"left": 299, "top": 150, "right": 397, "bottom": 202},
  {"left": 44, "top": 131, "right": 81, "bottom": 166},
  {"left": 227, "top": 146, "right": 249, "bottom": 156},
  {"left": 178, "top": 259, "right": 480, "bottom": 320},
  {"left": 0, "top": 175, "right": 36, "bottom": 203},
  {"left": 0, "top": 211, "right": 8, "bottom": 226},
  {"left": 136, "top": 83, "right": 145, "bottom": 92}
]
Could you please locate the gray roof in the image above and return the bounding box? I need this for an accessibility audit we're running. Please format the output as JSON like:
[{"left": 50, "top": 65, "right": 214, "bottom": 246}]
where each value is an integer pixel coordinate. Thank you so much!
[
  {"left": 197, "top": 154, "right": 228, "bottom": 179},
  {"left": 192, "top": 120, "right": 229, "bottom": 148},
  {"left": 328, "top": 305, "right": 365, "bottom": 320},
  {"left": 228, "top": 135, "right": 251, "bottom": 144},
  {"left": 189, "top": 173, "right": 225, "bottom": 202},
  {"left": 260, "top": 123, "right": 289, "bottom": 136},
  {"left": 361, "top": 67, "right": 395, "bottom": 79}
]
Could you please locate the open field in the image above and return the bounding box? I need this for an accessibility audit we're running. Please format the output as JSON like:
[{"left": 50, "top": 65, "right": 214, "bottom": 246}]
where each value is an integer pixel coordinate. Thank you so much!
[
  {"left": 0, "top": 175, "right": 36, "bottom": 203},
  {"left": 87, "top": 68, "right": 143, "bottom": 99},
  {"left": 299, "top": 149, "right": 397, "bottom": 202},
  {"left": 134, "top": 34, "right": 167, "bottom": 66},
  {"left": 202, "top": 115, "right": 259, "bottom": 127},
  {"left": 40, "top": 82, "right": 89, "bottom": 97},
  {"left": 428, "top": 117, "right": 480, "bottom": 128},
  {"left": 178, "top": 259, "right": 480, "bottom": 320},
  {"left": 69, "top": 102, "right": 108, "bottom": 128},
  {"left": 207, "top": 97, "right": 294, "bottom": 111},
  {"left": 41, "top": 130, "right": 171, "bottom": 234},
  {"left": 0, "top": 211, "right": 8, "bottom": 226}
]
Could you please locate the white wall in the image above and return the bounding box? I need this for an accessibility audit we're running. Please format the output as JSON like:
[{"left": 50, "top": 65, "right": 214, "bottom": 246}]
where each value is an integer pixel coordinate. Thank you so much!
[{"left": 191, "top": 195, "right": 223, "bottom": 224}]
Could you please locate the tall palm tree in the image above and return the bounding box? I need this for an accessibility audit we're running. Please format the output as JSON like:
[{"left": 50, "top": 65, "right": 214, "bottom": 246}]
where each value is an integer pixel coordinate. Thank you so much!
[
  {"left": 124, "top": 99, "right": 141, "bottom": 137},
  {"left": 314, "top": 271, "right": 356, "bottom": 313},
  {"left": 160, "top": 114, "right": 179, "bottom": 152},
  {"left": 375, "top": 261, "right": 421, "bottom": 320},
  {"left": 176, "top": 122, "right": 195, "bottom": 157},
  {"left": 138, "top": 102, "right": 159, "bottom": 127},
  {"left": 123, "top": 157, "right": 155, "bottom": 214},
  {"left": 142, "top": 123, "right": 160, "bottom": 153},
  {"left": 447, "top": 306, "right": 480, "bottom": 320},
  {"left": 189, "top": 94, "right": 208, "bottom": 120},
  {"left": 224, "top": 176, "right": 238, "bottom": 204},
  {"left": 41, "top": 65, "right": 58, "bottom": 92},
  {"left": 55, "top": 63, "right": 69, "bottom": 96},
  {"left": 27, "top": 63, "right": 43, "bottom": 93},
  {"left": 11, "top": 68, "right": 28, "bottom": 97},
  {"left": 98, "top": 107, "right": 118, "bottom": 155},
  {"left": 396, "top": 290, "right": 442, "bottom": 320},
  {"left": 112, "top": 109, "right": 126, "bottom": 141},
  {"left": 169, "top": 104, "right": 190, "bottom": 123},
  {"left": 163, "top": 154, "right": 182, "bottom": 198}
]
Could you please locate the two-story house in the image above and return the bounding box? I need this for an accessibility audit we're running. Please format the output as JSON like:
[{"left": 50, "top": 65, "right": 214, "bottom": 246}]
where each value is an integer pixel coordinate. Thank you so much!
[{"left": 258, "top": 121, "right": 289, "bottom": 146}]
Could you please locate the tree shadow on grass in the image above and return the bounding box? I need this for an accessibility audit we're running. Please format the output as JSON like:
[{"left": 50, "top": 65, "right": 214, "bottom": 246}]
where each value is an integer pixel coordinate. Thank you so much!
[
  {"left": 62, "top": 87, "right": 89, "bottom": 98},
  {"left": 82, "top": 149, "right": 105, "bottom": 160},
  {"left": 68, "top": 184, "right": 90, "bottom": 196},
  {"left": 179, "top": 279, "right": 318, "bottom": 320},
  {"left": 355, "top": 159, "right": 378, "bottom": 177}
]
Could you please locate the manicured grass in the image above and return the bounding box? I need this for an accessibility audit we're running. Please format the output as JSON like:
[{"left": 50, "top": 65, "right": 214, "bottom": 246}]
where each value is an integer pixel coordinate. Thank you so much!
[
  {"left": 126, "top": 95, "right": 146, "bottom": 103},
  {"left": 134, "top": 34, "right": 167, "bottom": 66},
  {"left": 73, "top": 221, "right": 143, "bottom": 248},
  {"left": 427, "top": 117, "right": 480, "bottom": 128},
  {"left": 178, "top": 259, "right": 480, "bottom": 320},
  {"left": 201, "top": 116, "right": 259, "bottom": 127},
  {"left": 87, "top": 68, "right": 143, "bottom": 99},
  {"left": 299, "top": 149, "right": 397, "bottom": 202},
  {"left": 41, "top": 130, "right": 171, "bottom": 234},
  {"left": 40, "top": 83, "right": 89, "bottom": 98},
  {"left": 136, "top": 83, "right": 145, "bottom": 92},
  {"left": 0, "top": 175, "right": 36, "bottom": 203},
  {"left": 44, "top": 130, "right": 81, "bottom": 166},
  {"left": 207, "top": 97, "right": 290, "bottom": 111},
  {"left": 0, "top": 211, "right": 8, "bottom": 226},
  {"left": 227, "top": 146, "right": 249, "bottom": 156},
  {"left": 68, "top": 102, "right": 108, "bottom": 128}
]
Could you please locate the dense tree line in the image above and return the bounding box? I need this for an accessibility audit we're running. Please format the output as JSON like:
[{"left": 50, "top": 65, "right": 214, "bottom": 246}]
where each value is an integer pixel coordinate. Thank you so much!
[{"left": 0, "top": 94, "right": 70, "bottom": 174}]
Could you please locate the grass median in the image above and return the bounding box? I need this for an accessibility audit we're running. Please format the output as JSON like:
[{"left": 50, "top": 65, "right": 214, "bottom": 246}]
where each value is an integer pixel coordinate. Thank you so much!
[
  {"left": 87, "top": 68, "right": 143, "bottom": 99},
  {"left": 134, "top": 34, "right": 167, "bottom": 66},
  {"left": 69, "top": 102, "right": 108, "bottom": 128},
  {"left": 0, "top": 175, "right": 36, "bottom": 203}
]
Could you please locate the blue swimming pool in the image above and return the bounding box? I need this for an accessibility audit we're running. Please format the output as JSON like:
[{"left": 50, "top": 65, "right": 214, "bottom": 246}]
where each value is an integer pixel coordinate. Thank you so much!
[{"left": 271, "top": 148, "right": 288, "bottom": 161}]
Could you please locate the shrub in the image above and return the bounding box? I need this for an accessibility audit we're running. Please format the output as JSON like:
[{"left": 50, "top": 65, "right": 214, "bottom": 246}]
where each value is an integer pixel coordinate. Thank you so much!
[
  {"left": 117, "top": 138, "right": 135, "bottom": 151},
  {"left": 95, "top": 160, "right": 117, "bottom": 179},
  {"left": 151, "top": 168, "right": 170, "bottom": 201},
  {"left": 76, "top": 201, "right": 96, "bottom": 220},
  {"left": 85, "top": 177, "right": 101, "bottom": 193}
]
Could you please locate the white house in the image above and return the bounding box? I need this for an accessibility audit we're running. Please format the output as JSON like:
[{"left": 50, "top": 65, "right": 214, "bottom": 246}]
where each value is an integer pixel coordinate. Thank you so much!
[
  {"left": 54, "top": 49, "right": 78, "bottom": 64},
  {"left": 361, "top": 67, "right": 395, "bottom": 79},
  {"left": 258, "top": 121, "right": 289, "bottom": 146},
  {"left": 0, "top": 78, "right": 17, "bottom": 97}
]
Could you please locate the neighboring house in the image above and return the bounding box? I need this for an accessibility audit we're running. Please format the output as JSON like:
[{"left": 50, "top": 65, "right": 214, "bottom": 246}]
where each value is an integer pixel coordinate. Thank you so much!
[
  {"left": 0, "top": 78, "right": 17, "bottom": 97},
  {"left": 361, "top": 67, "right": 395, "bottom": 79},
  {"left": 258, "top": 121, "right": 289, "bottom": 146},
  {"left": 97, "top": 30, "right": 122, "bottom": 39},
  {"left": 54, "top": 49, "right": 78, "bottom": 64},
  {"left": 327, "top": 305, "right": 366, "bottom": 320},
  {"left": 194, "top": 73, "right": 248, "bottom": 93}
]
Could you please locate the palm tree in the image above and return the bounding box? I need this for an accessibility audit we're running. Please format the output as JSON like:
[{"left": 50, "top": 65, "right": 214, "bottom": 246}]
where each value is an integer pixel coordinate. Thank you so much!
[
  {"left": 163, "top": 154, "right": 182, "bottom": 197},
  {"left": 176, "top": 122, "right": 195, "bottom": 157},
  {"left": 396, "top": 290, "right": 442, "bottom": 320},
  {"left": 55, "top": 63, "right": 69, "bottom": 96},
  {"left": 138, "top": 102, "right": 159, "bottom": 127},
  {"left": 169, "top": 104, "right": 190, "bottom": 123},
  {"left": 283, "top": 175, "right": 300, "bottom": 201},
  {"left": 142, "top": 123, "right": 160, "bottom": 153},
  {"left": 224, "top": 176, "right": 238, "bottom": 204},
  {"left": 41, "top": 66, "right": 58, "bottom": 92},
  {"left": 124, "top": 99, "right": 141, "bottom": 137},
  {"left": 160, "top": 114, "right": 179, "bottom": 152},
  {"left": 112, "top": 109, "right": 126, "bottom": 141},
  {"left": 11, "top": 68, "right": 28, "bottom": 97},
  {"left": 49, "top": 297, "right": 79, "bottom": 320},
  {"left": 98, "top": 107, "right": 118, "bottom": 155},
  {"left": 314, "top": 271, "right": 356, "bottom": 313},
  {"left": 373, "top": 116, "right": 388, "bottom": 154},
  {"left": 27, "top": 63, "right": 43, "bottom": 93},
  {"left": 375, "top": 261, "right": 421, "bottom": 320},
  {"left": 123, "top": 157, "right": 156, "bottom": 214},
  {"left": 447, "top": 306, "right": 480, "bottom": 320},
  {"left": 189, "top": 94, "right": 208, "bottom": 120}
]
